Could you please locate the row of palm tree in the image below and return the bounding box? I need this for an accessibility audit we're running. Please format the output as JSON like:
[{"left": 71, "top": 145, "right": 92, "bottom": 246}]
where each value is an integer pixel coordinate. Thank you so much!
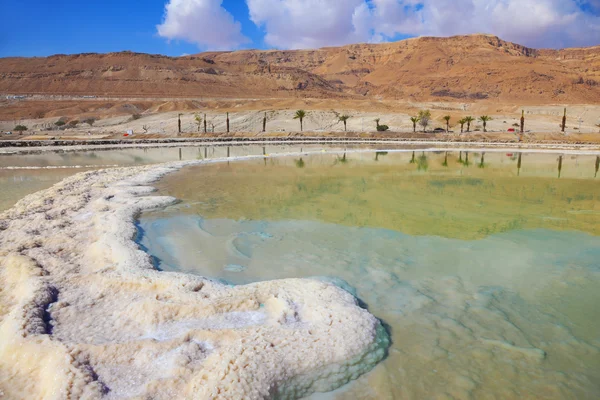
[
  {"left": 296, "top": 110, "right": 353, "bottom": 132},
  {"left": 188, "top": 110, "right": 500, "bottom": 134},
  {"left": 167, "top": 107, "right": 587, "bottom": 135},
  {"left": 189, "top": 110, "right": 311, "bottom": 133},
  {"left": 451, "top": 115, "right": 492, "bottom": 133},
  {"left": 457, "top": 116, "right": 475, "bottom": 133}
]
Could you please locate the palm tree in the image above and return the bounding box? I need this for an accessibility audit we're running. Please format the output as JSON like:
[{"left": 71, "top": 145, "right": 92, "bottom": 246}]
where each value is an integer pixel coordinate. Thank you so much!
[
  {"left": 338, "top": 114, "right": 351, "bottom": 132},
  {"left": 178, "top": 113, "right": 183, "bottom": 134},
  {"left": 478, "top": 115, "right": 492, "bottom": 132},
  {"left": 561, "top": 108, "right": 567, "bottom": 133},
  {"left": 294, "top": 110, "right": 307, "bottom": 131},
  {"left": 194, "top": 114, "right": 203, "bottom": 132},
  {"left": 464, "top": 116, "right": 475, "bottom": 132},
  {"left": 443, "top": 115, "right": 451, "bottom": 133},
  {"left": 458, "top": 118, "right": 466, "bottom": 133},
  {"left": 410, "top": 116, "right": 420, "bottom": 133}
]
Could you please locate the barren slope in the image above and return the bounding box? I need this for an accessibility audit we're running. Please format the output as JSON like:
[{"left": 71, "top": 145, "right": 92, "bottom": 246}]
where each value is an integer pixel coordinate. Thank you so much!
[{"left": 1, "top": 35, "right": 599, "bottom": 104}]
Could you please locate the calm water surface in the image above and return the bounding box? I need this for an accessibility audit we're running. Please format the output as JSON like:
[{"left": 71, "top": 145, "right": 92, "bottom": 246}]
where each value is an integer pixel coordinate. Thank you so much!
[
  {"left": 0, "top": 144, "right": 321, "bottom": 211},
  {"left": 139, "top": 150, "right": 600, "bottom": 399}
]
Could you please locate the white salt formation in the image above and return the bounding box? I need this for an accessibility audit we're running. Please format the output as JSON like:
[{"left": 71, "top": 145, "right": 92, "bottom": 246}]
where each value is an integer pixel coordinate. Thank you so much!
[{"left": 0, "top": 158, "right": 389, "bottom": 399}]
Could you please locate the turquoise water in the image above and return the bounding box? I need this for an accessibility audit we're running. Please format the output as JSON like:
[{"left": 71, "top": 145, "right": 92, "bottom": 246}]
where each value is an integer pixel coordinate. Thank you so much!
[{"left": 139, "top": 151, "right": 600, "bottom": 399}]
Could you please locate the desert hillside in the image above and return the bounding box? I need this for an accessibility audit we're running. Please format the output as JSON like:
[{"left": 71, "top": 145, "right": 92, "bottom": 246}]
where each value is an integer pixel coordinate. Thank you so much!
[{"left": 1, "top": 35, "right": 599, "bottom": 104}]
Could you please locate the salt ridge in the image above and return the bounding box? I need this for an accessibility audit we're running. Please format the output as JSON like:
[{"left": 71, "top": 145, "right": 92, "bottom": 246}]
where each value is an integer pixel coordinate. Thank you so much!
[{"left": 0, "top": 154, "right": 389, "bottom": 399}]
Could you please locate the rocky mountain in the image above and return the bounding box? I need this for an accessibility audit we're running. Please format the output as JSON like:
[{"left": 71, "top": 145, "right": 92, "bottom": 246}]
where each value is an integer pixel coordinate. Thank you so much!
[{"left": 1, "top": 34, "right": 599, "bottom": 104}]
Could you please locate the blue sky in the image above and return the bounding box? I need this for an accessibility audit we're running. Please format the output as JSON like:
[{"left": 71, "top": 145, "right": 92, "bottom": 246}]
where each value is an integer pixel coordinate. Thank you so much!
[
  {"left": 1, "top": 0, "right": 599, "bottom": 57},
  {"left": 0, "top": 0, "right": 264, "bottom": 57}
]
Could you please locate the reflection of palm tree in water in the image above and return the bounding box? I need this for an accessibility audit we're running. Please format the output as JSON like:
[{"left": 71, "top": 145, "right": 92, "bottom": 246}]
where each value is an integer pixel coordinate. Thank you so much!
[
  {"left": 595, "top": 156, "right": 599, "bottom": 178},
  {"left": 517, "top": 153, "right": 522, "bottom": 176},
  {"left": 333, "top": 153, "right": 348, "bottom": 165},
  {"left": 375, "top": 151, "right": 388, "bottom": 161},
  {"left": 558, "top": 155, "right": 563, "bottom": 178},
  {"left": 417, "top": 152, "right": 428, "bottom": 171}
]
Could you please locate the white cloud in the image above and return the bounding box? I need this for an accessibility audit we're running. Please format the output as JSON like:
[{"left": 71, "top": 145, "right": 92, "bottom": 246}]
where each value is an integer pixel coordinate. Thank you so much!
[
  {"left": 245, "top": 0, "right": 600, "bottom": 49},
  {"left": 372, "top": 0, "right": 600, "bottom": 48},
  {"left": 246, "top": 0, "right": 371, "bottom": 48},
  {"left": 157, "top": 0, "right": 600, "bottom": 50},
  {"left": 157, "top": 0, "right": 249, "bottom": 50}
]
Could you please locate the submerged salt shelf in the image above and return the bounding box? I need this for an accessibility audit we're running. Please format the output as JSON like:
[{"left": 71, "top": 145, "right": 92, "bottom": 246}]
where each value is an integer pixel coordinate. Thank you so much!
[{"left": 139, "top": 151, "right": 600, "bottom": 399}]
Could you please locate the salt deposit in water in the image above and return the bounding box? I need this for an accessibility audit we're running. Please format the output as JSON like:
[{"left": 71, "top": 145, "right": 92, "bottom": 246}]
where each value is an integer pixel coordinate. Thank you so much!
[
  {"left": 138, "top": 151, "right": 600, "bottom": 399},
  {"left": 0, "top": 156, "right": 389, "bottom": 400}
]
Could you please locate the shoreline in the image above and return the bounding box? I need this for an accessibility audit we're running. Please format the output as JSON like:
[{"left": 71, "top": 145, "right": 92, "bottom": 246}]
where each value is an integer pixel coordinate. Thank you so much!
[{"left": 1, "top": 137, "right": 600, "bottom": 155}]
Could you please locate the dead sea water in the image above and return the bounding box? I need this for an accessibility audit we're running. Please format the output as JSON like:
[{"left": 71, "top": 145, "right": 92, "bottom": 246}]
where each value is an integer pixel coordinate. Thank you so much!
[
  {"left": 138, "top": 150, "right": 600, "bottom": 399},
  {"left": 0, "top": 144, "right": 325, "bottom": 211}
]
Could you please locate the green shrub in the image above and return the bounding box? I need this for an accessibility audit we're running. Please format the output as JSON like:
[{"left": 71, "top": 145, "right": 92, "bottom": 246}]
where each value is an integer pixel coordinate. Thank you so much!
[{"left": 376, "top": 124, "right": 389, "bottom": 132}]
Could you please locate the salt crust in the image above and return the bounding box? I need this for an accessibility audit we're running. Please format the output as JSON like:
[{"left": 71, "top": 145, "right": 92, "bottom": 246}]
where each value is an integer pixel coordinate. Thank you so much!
[{"left": 0, "top": 155, "right": 389, "bottom": 399}]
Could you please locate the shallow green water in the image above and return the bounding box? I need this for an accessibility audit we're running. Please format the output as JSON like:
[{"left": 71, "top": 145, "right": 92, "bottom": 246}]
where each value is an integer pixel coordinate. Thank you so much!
[
  {"left": 0, "top": 144, "right": 324, "bottom": 211},
  {"left": 139, "top": 150, "right": 600, "bottom": 399}
]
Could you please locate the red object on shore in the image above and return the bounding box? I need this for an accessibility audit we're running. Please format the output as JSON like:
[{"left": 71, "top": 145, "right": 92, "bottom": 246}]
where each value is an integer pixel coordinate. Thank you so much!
[
  {"left": 507, "top": 128, "right": 515, "bottom": 132},
  {"left": 123, "top": 133, "right": 129, "bottom": 137}
]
